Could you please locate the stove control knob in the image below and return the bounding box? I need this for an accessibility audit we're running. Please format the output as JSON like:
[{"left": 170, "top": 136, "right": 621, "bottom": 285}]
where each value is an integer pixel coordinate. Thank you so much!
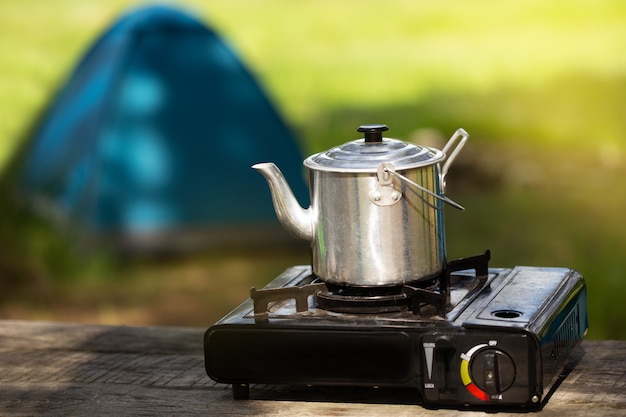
[{"left": 469, "top": 349, "right": 516, "bottom": 396}]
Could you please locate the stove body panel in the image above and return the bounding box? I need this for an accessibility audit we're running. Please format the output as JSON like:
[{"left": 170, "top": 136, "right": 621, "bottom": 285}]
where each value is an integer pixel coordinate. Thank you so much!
[{"left": 204, "top": 265, "right": 587, "bottom": 408}]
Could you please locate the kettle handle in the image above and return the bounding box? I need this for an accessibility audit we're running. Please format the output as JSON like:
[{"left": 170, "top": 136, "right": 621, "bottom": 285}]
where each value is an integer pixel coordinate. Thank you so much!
[
  {"left": 382, "top": 163, "right": 465, "bottom": 211},
  {"left": 441, "top": 128, "right": 469, "bottom": 181}
]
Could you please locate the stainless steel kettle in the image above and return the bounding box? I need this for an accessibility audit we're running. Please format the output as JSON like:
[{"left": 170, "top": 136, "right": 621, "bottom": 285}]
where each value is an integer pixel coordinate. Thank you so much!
[{"left": 253, "top": 124, "right": 468, "bottom": 287}]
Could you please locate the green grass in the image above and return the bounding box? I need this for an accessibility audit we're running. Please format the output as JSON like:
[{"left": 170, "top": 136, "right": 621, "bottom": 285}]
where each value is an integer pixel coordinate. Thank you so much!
[{"left": 1, "top": 0, "right": 625, "bottom": 339}]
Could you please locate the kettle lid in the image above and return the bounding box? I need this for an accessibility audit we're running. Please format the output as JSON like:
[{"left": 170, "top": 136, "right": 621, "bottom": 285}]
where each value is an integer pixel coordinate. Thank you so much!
[{"left": 303, "top": 124, "right": 445, "bottom": 172}]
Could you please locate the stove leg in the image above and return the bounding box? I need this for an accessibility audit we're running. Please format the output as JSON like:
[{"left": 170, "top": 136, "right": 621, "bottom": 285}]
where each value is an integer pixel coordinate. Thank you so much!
[{"left": 232, "top": 383, "right": 250, "bottom": 400}]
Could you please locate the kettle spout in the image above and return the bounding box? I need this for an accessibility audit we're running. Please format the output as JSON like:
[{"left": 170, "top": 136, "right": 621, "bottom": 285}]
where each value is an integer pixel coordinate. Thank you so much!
[{"left": 252, "top": 163, "right": 313, "bottom": 241}]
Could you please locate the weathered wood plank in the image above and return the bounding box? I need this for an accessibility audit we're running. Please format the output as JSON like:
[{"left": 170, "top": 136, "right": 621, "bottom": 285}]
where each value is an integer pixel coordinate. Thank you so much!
[{"left": 0, "top": 320, "right": 624, "bottom": 416}]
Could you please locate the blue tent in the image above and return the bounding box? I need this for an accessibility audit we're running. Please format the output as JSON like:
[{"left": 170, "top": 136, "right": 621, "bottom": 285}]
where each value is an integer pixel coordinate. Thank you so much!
[{"left": 18, "top": 5, "right": 308, "bottom": 249}]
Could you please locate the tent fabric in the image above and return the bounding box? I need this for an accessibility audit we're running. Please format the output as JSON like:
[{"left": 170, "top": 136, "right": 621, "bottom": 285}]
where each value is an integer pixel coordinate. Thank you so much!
[{"left": 19, "top": 5, "right": 309, "bottom": 243}]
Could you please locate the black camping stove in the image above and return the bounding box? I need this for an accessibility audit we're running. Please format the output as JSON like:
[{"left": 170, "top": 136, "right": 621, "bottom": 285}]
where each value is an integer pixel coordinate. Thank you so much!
[{"left": 204, "top": 251, "right": 587, "bottom": 409}]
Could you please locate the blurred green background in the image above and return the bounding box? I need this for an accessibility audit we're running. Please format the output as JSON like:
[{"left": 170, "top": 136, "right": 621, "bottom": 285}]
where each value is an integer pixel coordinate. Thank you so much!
[{"left": 1, "top": 0, "right": 625, "bottom": 339}]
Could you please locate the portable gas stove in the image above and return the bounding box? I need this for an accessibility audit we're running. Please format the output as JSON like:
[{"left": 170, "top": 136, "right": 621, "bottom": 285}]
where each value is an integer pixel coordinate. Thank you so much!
[
  {"left": 204, "top": 250, "right": 588, "bottom": 408},
  {"left": 204, "top": 125, "right": 587, "bottom": 408}
]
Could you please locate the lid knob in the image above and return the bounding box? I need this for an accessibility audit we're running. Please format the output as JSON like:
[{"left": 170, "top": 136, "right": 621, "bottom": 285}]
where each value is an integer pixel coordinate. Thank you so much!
[{"left": 358, "top": 124, "right": 388, "bottom": 143}]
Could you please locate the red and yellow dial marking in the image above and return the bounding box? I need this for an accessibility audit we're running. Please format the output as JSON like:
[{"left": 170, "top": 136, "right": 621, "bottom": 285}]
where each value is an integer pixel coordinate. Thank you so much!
[{"left": 460, "top": 344, "right": 490, "bottom": 401}]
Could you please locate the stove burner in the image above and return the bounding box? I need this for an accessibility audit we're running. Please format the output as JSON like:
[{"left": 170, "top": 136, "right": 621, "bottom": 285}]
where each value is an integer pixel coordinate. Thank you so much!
[
  {"left": 316, "top": 287, "right": 412, "bottom": 314},
  {"left": 250, "top": 251, "right": 491, "bottom": 321},
  {"left": 315, "top": 277, "right": 437, "bottom": 314}
]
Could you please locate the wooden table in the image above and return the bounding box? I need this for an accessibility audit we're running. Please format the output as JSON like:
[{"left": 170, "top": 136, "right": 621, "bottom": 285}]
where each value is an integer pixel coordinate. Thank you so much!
[{"left": 0, "top": 320, "right": 624, "bottom": 416}]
